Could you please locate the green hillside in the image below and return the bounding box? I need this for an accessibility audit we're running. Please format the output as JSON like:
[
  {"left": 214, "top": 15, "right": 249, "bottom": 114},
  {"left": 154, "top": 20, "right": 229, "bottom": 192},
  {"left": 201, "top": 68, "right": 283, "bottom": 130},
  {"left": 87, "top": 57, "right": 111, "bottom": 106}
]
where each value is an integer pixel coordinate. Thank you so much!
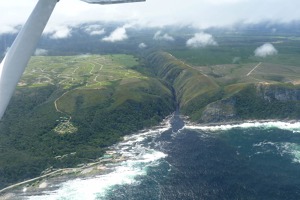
[
  {"left": 146, "top": 52, "right": 221, "bottom": 119},
  {"left": 145, "top": 51, "right": 300, "bottom": 122},
  {"left": 0, "top": 54, "right": 175, "bottom": 189},
  {"left": 1, "top": 48, "right": 300, "bottom": 190}
]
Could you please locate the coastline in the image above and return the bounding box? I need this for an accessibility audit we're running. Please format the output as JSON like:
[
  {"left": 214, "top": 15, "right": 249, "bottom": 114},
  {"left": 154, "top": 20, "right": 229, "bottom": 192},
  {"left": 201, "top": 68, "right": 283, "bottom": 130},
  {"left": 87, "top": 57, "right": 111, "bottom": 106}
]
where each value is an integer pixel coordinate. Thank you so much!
[
  {"left": 186, "top": 118, "right": 300, "bottom": 126},
  {"left": 0, "top": 151, "right": 124, "bottom": 197},
  {"left": 1, "top": 116, "right": 300, "bottom": 198},
  {"left": 184, "top": 118, "right": 300, "bottom": 132},
  {"left": 0, "top": 116, "right": 172, "bottom": 198}
]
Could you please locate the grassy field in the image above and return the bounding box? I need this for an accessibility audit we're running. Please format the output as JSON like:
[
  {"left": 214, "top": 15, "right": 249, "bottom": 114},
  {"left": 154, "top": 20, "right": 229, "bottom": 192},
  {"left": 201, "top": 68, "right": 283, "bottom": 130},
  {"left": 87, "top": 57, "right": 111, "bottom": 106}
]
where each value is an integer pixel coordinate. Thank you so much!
[
  {"left": 167, "top": 34, "right": 300, "bottom": 87},
  {"left": 21, "top": 54, "right": 148, "bottom": 117},
  {"left": 196, "top": 62, "right": 300, "bottom": 86},
  {"left": 0, "top": 54, "right": 175, "bottom": 189},
  {"left": 150, "top": 32, "right": 300, "bottom": 122},
  {"left": 22, "top": 54, "right": 142, "bottom": 89},
  {"left": 2, "top": 27, "right": 300, "bottom": 189},
  {"left": 170, "top": 34, "right": 300, "bottom": 66}
]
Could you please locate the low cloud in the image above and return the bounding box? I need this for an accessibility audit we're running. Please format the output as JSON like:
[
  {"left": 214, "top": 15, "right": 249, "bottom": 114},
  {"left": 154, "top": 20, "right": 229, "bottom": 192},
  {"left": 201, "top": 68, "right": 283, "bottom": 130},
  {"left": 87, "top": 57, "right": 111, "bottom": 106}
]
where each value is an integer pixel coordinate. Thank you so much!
[
  {"left": 34, "top": 49, "right": 48, "bottom": 56},
  {"left": 254, "top": 43, "right": 278, "bottom": 57},
  {"left": 232, "top": 57, "right": 241, "bottom": 64},
  {"left": 84, "top": 25, "right": 105, "bottom": 36},
  {"left": 102, "top": 27, "right": 128, "bottom": 42},
  {"left": 153, "top": 31, "right": 174, "bottom": 41},
  {"left": 186, "top": 32, "right": 218, "bottom": 48},
  {"left": 204, "top": 0, "right": 247, "bottom": 5},
  {"left": 138, "top": 43, "right": 147, "bottom": 49},
  {"left": 0, "top": 25, "right": 19, "bottom": 35},
  {"left": 45, "top": 26, "right": 72, "bottom": 39}
]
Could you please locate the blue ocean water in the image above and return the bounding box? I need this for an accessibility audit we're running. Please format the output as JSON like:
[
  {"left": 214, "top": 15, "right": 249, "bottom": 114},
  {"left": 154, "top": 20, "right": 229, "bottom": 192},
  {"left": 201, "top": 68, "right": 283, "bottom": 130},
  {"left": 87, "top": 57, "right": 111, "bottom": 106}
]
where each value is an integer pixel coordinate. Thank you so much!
[{"left": 10, "top": 115, "right": 300, "bottom": 200}]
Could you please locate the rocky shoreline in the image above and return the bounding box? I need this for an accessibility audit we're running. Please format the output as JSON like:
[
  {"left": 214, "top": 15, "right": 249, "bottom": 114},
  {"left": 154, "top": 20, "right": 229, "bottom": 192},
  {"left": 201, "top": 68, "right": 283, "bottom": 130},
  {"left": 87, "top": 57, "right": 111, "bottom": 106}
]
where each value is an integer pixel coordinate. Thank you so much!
[
  {"left": 1, "top": 117, "right": 300, "bottom": 199},
  {"left": 186, "top": 118, "right": 300, "bottom": 127},
  {"left": 0, "top": 150, "right": 125, "bottom": 198}
]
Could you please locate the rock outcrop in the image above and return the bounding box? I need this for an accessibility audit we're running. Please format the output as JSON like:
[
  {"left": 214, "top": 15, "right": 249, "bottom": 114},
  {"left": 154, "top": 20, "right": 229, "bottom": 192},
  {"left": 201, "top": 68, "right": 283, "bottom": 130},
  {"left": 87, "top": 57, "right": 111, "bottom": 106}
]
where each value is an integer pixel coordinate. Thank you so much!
[
  {"left": 200, "top": 83, "right": 300, "bottom": 123},
  {"left": 146, "top": 52, "right": 300, "bottom": 123},
  {"left": 256, "top": 83, "right": 300, "bottom": 102}
]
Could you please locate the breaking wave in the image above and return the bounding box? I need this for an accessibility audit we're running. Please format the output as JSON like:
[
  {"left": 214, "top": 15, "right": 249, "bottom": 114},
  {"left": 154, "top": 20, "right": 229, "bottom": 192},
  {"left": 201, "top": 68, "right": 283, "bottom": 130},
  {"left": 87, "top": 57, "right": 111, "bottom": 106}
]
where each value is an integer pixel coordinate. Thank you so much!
[
  {"left": 185, "top": 121, "right": 300, "bottom": 133},
  {"left": 280, "top": 142, "right": 300, "bottom": 163},
  {"left": 7, "top": 115, "right": 300, "bottom": 200},
  {"left": 22, "top": 117, "right": 172, "bottom": 200},
  {"left": 252, "top": 141, "right": 300, "bottom": 164}
]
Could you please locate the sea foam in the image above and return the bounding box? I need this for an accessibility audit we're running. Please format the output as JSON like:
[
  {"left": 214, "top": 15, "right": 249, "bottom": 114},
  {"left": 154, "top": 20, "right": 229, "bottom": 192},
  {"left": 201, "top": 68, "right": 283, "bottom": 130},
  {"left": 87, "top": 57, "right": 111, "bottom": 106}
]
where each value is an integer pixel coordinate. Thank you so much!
[
  {"left": 281, "top": 142, "right": 300, "bottom": 163},
  {"left": 24, "top": 117, "right": 171, "bottom": 200},
  {"left": 185, "top": 121, "right": 300, "bottom": 133}
]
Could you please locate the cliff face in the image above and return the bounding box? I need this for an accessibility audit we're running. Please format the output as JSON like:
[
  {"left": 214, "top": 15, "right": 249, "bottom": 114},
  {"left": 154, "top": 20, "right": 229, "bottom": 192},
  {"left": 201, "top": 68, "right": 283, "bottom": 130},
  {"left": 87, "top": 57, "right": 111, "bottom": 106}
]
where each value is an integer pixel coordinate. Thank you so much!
[
  {"left": 200, "top": 83, "right": 300, "bottom": 123},
  {"left": 200, "top": 98, "right": 237, "bottom": 123},
  {"left": 256, "top": 84, "right": 300, "bottom": 102},
  {"left": 146, "top": 52, "right": 300, "bottom": 123}
]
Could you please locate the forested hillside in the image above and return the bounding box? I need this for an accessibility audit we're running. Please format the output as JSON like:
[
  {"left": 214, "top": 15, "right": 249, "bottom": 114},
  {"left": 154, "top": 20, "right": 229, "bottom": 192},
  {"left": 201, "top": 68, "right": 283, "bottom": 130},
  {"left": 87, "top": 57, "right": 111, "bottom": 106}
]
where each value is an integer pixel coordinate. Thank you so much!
[
  {"left": 0, "top": 54, "right": 175, "bottom": 189},
  {"left": 0, "top": 21, "right": 300, "bottom": 188},
  {"left": 145, "top": 52, "right": 300, "bottom": 122}
]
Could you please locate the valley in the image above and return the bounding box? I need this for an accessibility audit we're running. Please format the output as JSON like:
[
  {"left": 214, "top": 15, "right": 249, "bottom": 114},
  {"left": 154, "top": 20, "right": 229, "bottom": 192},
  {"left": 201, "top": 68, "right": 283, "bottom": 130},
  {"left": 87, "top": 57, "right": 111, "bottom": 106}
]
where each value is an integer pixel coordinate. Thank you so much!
[{"left": 1, "top": 24, "right": 300, "bottom": 194}]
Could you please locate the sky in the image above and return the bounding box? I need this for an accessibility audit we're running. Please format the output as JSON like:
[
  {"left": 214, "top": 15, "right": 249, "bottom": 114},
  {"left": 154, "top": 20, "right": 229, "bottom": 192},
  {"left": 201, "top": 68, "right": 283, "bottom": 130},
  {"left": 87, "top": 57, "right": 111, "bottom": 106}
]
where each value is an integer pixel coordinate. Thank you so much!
[{"left": 0, "top": 0, "right": 300, "bottom": 35}]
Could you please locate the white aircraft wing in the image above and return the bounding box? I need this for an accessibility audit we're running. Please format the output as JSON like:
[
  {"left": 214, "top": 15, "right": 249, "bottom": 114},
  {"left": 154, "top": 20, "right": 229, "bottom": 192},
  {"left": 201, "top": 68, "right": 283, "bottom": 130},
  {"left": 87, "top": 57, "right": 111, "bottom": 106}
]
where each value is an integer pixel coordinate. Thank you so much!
[{"left": 0, "top": 0, "right": 145, "bottom": 119}]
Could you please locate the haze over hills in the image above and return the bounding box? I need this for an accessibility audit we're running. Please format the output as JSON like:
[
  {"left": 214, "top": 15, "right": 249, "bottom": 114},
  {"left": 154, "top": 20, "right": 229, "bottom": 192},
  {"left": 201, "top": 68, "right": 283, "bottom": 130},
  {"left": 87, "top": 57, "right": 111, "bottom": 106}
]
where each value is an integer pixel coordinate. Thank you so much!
[
  {"left": 1, "top": 22, "right": 300, "bottom": 192},
  {"left": 1, "top": 21, "right": 300, "bottom": 58}
]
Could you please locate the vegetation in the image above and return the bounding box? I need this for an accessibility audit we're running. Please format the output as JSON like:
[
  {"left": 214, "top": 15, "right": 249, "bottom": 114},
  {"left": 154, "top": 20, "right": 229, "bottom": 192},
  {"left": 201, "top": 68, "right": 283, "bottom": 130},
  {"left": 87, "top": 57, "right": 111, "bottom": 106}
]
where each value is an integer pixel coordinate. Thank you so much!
[
  {"left": 0, "top": 54, "right": 175, "bottom": 189},
  {"left": 146, "top": 52, "right": 220, "bottom": 115},
  {"left": 2, "top": 23, "right": 300, "bottom": 190},
  {"left": 233, "top": 84, "right": 300, "bottom": 119},
  {"left": 144, "top": 50, "right": 300, "bottom": 122}
]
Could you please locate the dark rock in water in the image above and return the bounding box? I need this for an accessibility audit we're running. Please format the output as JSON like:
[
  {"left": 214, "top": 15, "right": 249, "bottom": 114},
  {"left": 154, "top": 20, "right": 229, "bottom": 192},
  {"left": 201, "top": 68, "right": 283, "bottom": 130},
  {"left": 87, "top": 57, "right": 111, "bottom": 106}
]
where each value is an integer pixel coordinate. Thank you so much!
[{"left": 170, "top": 111, "right": 185, "bottom": 132}]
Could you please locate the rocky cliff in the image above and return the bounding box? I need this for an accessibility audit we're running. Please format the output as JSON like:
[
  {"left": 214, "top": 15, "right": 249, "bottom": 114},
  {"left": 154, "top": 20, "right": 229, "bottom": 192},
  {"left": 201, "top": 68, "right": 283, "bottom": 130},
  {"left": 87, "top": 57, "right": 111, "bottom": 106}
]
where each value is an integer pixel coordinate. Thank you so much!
[
  {"left": 200, "top": 83, "right": 300, "bottom": 123},
  {"left": 146, "top": 52, "right": 300, "bottom": 123},
  {"left": 256, "top": 83, "right": 300, "bottom": 102}
]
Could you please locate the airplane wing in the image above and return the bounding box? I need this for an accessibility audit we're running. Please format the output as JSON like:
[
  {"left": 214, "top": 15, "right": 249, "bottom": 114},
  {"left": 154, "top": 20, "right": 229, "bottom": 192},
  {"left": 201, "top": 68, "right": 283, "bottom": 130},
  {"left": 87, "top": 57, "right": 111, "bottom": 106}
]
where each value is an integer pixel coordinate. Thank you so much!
[
  {"left": 0, "top": 0, "right": 57, "bottom": 120},
  {"left": 0, "top": 0, "right": 145, "bottom": 119},
  {"left": 80, "top": 0, "right": 145, "bottom": 4}
]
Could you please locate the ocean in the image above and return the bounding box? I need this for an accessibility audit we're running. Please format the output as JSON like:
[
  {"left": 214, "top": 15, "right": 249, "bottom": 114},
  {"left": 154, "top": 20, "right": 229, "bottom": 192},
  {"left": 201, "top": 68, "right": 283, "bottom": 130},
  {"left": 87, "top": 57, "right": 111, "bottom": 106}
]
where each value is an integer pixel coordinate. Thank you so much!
[{"left": 7, "top": 114, "right": 300, "bottom": 200}]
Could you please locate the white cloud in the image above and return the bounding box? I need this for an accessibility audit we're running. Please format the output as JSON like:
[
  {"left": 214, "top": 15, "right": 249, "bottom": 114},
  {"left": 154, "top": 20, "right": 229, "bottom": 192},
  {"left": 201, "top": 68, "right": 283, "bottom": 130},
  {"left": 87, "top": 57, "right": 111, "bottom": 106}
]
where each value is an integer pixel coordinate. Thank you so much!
[
  {"left": 84, "top": 25, "right": 105, "bottom": 36},
  {"left": 153, "top": 31, "right": 174, "bottom": 41},
  {"left": 232, "top": 57, "right": 241, "bottom": 64},
  {"left": 0, "top": 25, "right": 19, "bottom": 35},
  {"left": 89, "top": 30, "right": 105, "bottom": 36},
  {"left": 1, "top": 0, "right": 300, "bottom": 34},
  {"left": 45, "top": 26, "right": 72, "bottom": 39},
  {"left": 254, "top": 43, "right": 278, "bottom": 57},
  {"left": 203, "top": 0, "right": 247, "bottom": 5},
  {"left": 186, "top": 33, "right": 218, "bottom": 48},
  {"left": 34, "top": 49, "right": 48, "bottom": 56},
  {"left": 102, "top": 27, "right": 128, "bottom": 42},
  {"left": 138, "top": 43, "right": 147, "bottom": 49}
]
